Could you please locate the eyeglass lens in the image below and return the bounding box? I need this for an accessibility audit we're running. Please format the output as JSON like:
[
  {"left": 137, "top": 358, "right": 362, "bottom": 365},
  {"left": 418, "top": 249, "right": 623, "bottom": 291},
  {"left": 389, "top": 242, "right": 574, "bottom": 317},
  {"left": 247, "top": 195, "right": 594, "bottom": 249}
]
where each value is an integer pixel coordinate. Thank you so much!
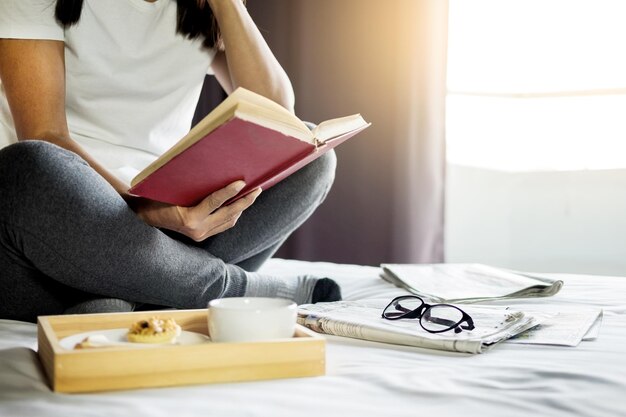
[{"left": 420, "top": 305, "right": 465, "bottom": 332}]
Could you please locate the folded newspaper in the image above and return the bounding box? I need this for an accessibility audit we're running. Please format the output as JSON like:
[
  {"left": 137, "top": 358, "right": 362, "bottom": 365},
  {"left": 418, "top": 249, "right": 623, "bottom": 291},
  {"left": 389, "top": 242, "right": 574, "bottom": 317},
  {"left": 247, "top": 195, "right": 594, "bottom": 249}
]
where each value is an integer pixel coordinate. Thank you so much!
[
  {"left": 380, "top": 263, "right": 563, "bottom": 303},
  {"left": 298, "top": 299, "right": 545, "bottom": 354}
]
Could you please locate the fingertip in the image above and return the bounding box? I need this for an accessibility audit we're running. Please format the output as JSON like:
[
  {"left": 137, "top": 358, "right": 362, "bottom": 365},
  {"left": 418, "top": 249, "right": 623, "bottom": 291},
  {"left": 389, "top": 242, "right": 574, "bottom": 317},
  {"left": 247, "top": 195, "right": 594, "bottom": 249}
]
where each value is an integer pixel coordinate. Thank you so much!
[
  {"left": 232, "top": 180, "right": 246, "bottom": 192},
  {"left": 240, "top": 188, "right": 262, "bottom": 206}
]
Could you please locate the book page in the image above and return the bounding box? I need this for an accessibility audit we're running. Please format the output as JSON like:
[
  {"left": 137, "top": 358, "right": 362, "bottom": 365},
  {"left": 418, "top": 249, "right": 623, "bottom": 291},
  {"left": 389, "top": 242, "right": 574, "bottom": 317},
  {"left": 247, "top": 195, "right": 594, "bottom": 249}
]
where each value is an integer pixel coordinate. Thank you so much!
[
  {"left": 312, "top": 114, "right": 370, "bottom": 142},
  {"left": 381, "top": 263, "right": 563, "bottom": 303},
  {"left": 234, "top": 102, "right": 313, "bottom": 142}
]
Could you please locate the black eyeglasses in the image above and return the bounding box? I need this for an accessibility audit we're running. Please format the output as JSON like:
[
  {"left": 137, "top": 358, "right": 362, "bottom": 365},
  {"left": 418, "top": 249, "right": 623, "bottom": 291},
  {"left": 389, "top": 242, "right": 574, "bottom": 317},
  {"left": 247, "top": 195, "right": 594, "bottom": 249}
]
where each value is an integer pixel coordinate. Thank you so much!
[{"left": 381, "top": 295, "right": 475, "bottom": 334}]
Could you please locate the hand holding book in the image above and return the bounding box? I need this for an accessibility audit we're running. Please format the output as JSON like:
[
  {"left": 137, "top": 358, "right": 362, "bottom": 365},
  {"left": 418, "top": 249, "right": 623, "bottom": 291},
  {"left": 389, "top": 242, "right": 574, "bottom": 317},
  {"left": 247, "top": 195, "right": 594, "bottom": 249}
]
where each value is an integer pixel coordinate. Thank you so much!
[
  {"left": 128, "top": 181, "right": 261, "bottom": 242},
  {"left": 131, "top": 180, "right": 262, "bottom": 242}
]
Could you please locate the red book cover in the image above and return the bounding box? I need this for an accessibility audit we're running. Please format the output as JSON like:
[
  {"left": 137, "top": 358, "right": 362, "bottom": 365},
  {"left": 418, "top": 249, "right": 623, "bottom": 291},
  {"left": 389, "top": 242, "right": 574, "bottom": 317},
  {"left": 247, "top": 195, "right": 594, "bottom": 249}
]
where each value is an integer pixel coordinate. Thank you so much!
[{"left": 128, "top": 116, "right": 367, "bottom": 207}]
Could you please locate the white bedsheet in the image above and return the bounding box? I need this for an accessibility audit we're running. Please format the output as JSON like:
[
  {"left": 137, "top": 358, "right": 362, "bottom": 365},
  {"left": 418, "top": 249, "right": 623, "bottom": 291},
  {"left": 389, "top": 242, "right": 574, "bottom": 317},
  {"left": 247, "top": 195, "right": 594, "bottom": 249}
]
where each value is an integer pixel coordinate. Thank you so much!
[{"left": 1, "top": 258, "right": 625, "bottom": 417}]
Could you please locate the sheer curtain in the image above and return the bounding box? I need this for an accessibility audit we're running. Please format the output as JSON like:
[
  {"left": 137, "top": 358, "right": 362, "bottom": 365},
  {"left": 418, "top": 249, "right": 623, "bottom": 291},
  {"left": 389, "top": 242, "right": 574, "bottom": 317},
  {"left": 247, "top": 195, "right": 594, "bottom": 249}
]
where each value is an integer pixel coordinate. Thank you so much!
[
  {"left": 445, "top": 0, "right": 626, "bottom": 275},
  {"left": 200, "top": 1, "right": 449, "bottom": 265}
]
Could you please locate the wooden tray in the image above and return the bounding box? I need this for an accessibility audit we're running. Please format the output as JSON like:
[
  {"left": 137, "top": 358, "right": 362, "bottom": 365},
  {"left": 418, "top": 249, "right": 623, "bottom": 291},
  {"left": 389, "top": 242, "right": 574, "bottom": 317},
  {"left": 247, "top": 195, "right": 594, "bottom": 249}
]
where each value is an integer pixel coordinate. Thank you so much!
[{"left": 37, "top": 309, "right": 325, "bottom": 393}]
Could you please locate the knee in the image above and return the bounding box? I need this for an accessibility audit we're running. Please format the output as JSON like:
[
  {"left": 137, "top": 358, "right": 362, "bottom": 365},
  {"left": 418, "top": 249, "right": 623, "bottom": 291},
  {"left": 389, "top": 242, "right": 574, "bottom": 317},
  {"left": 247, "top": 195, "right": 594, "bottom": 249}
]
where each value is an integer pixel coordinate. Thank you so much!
[
  {"left": 0, "top": 140, "right": 86, "bottom": 177},
  {"left": 304, "top": 149, "right": 337, "bottom": 203},
  {"left": 303, "top": 122, "right": 337, "bottom": 195},
  {"left": 1, "top": 139, "right": 51, "bottom": 159},
  {"left": 315, "top": 149, "right": 337, "bottom": 187},
  {"left": 0, "top": 140, "right": 89, "bottom": 198},
  {"left": 1, "top": 139, "right": 83, "bottom": 166}
]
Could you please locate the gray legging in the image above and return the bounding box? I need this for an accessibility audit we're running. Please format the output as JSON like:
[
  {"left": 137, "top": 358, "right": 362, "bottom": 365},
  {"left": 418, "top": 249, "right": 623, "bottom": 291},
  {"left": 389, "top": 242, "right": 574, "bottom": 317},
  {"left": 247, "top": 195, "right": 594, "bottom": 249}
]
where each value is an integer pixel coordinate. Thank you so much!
[{"left": 0, "top": 140, "right": 336, "bottom": 322}]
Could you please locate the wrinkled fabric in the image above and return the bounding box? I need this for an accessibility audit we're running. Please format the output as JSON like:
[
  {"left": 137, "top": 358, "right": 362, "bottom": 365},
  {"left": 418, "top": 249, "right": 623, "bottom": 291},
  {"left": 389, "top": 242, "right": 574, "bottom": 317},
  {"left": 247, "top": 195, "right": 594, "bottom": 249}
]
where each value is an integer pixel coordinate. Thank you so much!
[{"left": 0, "top": 259, "right": 624, "bottom": 417}]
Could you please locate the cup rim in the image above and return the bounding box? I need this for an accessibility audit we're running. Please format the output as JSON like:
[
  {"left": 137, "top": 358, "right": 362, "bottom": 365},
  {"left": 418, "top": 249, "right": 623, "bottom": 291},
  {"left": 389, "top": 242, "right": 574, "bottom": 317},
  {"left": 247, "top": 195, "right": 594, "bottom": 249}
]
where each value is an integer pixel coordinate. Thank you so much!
[{"left": 208, "top": 297, "right": 297, "bottom": 311}]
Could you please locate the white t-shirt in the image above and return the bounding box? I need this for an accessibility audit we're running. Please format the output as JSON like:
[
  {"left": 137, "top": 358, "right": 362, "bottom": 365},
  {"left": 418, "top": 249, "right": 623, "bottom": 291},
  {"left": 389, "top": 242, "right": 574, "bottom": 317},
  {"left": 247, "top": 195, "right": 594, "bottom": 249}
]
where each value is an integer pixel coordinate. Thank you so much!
[{"left": 0, "top": 0, "right": 216, "bottom": 184}]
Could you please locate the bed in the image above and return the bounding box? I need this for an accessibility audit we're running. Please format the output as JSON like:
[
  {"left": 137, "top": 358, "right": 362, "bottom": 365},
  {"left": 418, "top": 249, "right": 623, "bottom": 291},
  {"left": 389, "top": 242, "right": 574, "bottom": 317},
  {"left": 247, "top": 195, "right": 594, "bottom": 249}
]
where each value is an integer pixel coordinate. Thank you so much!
[{"left": 1, "top": 258, "right": 625, "bottom": 417}]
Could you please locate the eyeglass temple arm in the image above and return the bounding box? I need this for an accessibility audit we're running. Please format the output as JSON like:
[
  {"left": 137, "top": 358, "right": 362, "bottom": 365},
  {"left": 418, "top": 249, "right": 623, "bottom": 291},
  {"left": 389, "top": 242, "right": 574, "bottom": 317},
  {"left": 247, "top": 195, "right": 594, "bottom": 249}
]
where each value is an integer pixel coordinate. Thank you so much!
[{"left": 462, "top": 318, "right": 475, "bottom": 330}]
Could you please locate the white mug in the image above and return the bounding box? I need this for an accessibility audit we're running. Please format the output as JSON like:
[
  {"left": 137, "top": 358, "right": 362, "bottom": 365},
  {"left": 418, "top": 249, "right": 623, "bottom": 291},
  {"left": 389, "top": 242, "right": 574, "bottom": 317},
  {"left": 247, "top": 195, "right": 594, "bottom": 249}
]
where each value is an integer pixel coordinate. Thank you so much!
[{"left": 208, "top": 297, "right": 297, "bottom": 343}]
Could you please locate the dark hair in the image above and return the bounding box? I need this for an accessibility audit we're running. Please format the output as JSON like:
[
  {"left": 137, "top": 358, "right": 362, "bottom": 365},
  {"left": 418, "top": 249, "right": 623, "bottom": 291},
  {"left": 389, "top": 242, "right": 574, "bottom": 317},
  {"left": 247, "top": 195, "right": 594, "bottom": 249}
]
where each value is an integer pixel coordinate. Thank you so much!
[{"left": 55, "top": 0, "right": 222, "bottom": 49}]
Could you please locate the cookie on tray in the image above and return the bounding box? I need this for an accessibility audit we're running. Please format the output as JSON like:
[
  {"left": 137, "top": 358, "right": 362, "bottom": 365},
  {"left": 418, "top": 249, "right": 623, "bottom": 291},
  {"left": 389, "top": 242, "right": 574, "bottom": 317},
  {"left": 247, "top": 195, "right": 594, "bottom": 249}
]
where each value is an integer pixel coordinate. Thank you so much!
[{"left": 127, "top": 317, "right": 181, "bottom": 344}]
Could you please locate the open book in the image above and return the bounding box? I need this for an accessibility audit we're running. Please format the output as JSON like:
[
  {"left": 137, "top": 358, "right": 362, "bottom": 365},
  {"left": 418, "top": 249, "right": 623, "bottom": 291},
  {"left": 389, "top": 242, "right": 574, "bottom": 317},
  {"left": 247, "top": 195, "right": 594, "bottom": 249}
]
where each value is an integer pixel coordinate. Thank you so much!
[
  {"left": 298, "top": 299, "right": 544, "bottom": 354},
  {"left": 380, "top": 263, "right": 563, "bottom": 304},
  {"left": 128, "top": 87, "right": 370, "bottom": 206}
]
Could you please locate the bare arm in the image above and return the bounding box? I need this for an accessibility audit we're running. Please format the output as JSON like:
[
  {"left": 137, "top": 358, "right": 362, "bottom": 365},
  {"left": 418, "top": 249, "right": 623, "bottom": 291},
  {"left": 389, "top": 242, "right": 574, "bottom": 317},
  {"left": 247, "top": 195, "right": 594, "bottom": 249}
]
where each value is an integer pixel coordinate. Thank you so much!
[
  {"left": 0, "top": 38, "right": 261, "bottom": 242},
  {"left": 208, "top": 0, "right": 295, "bottom": 112},
  {"left": 0, "top": 39, "right": 131, "bottom": 197}
]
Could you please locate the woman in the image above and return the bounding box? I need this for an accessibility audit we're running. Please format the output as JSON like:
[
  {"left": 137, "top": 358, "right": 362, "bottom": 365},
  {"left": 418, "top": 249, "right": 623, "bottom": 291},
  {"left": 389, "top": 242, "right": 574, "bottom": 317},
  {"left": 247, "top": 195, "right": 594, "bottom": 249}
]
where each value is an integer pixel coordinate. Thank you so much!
[{"left": 0, "top": 0, "right": 340, "bottom": 323}]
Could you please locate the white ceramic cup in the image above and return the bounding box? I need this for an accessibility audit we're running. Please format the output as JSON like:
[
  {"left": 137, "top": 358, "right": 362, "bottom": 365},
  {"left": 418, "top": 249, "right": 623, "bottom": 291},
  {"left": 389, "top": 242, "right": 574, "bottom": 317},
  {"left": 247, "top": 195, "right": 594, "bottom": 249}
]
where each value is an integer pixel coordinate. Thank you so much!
[{"left": 207, "top": 297, "right": 297, "bottom": 343}]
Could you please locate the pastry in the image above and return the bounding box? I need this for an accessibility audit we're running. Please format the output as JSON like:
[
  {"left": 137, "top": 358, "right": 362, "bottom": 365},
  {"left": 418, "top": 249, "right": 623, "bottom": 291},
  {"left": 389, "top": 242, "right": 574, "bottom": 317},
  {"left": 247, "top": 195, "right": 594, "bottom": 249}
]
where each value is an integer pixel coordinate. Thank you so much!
[{"left": 127, "top": 317, "right": 181, "bottom": 344}]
